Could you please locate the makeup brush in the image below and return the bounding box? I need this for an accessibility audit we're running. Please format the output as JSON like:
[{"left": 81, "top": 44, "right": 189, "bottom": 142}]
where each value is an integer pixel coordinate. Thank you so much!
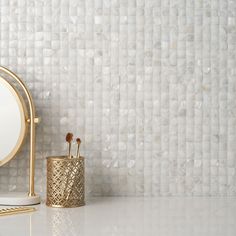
[
  {"left": 66, "top": 138, "right": 82, "bottom": 200},
  {"left": 66, "top": 132, "right": 73, "bottom": 159},
  {"left": 65, "top": 137, "right": 82, "bottom": 200},
  {"left": 76, "top": 138, "right": 81, "bottom": 158}
]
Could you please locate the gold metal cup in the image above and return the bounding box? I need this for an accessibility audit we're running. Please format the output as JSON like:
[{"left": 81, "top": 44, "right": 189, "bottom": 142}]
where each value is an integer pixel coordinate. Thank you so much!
[{"left": 46, "top": 156, "right": 85, "bottom": 208}]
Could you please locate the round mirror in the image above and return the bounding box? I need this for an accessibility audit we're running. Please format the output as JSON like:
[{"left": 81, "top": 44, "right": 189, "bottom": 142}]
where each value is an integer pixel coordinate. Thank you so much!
[{"left": 0, "top": 76, "right": 27, "bottom": 166}]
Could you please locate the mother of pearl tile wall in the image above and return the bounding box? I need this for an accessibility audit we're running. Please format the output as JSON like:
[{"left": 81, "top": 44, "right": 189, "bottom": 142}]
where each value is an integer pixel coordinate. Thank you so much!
[{"left": 0, "top": 0, "right": 236, "bottom": 196}]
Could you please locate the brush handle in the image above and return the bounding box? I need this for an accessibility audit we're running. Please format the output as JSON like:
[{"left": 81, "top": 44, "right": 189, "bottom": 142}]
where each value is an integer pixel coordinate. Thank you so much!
[
  {"left": 66, "top": 164, "right": 80, "bottom": 200},
  {"left": 68, "top": 143, "right": 72, "bottom": 159},
  {"left": 76, "top": 144, "right": 80, "bottom": 158},
  {"left": 0, "top": 207, "right": 36, "bottom": 216}
]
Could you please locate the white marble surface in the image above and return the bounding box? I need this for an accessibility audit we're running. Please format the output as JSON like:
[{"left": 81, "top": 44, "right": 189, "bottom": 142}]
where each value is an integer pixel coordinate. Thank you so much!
[{"left": 0, "top": 197, "right": 236, "bottom": 236}]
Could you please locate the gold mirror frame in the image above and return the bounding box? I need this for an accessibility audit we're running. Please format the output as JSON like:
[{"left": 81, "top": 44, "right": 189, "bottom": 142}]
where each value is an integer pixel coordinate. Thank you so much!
[
  {"left": 0, "top": 76, "right": 28, "bottom": 166},
  {"left": 0, "top": 66, "right": 39, "bottom": 197}
]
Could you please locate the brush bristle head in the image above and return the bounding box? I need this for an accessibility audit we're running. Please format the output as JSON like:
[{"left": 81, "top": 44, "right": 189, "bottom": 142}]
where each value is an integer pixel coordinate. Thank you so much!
[
  {"left": 66, "top": 133, "right": 73, "bottom": 143},
  {"left": 76, "top": 138, "right": 81, "bottom": 144}
]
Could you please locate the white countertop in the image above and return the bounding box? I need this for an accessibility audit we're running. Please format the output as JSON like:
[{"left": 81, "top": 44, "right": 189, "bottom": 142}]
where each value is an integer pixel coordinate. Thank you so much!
[{"left": 0, "top": 197, "right": 236, "bottom": 236}]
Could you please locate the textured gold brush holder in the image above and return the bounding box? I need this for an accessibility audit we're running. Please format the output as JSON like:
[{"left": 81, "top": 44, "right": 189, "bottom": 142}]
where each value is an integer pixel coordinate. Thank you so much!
[{"left": 46, "top": 156, "right": 85, "bottom": 208}]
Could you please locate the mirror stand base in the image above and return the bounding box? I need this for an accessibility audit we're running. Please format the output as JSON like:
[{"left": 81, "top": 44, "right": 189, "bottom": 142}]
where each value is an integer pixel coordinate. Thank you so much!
[{"left": 0, "top": 192, "right": 40, "bottom": 206}]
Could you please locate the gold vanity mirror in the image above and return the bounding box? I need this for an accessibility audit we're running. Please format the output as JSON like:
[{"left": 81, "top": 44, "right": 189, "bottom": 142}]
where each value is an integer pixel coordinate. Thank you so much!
[{"left": 0, "top": 66, "right": 40, "bottom": 205}]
